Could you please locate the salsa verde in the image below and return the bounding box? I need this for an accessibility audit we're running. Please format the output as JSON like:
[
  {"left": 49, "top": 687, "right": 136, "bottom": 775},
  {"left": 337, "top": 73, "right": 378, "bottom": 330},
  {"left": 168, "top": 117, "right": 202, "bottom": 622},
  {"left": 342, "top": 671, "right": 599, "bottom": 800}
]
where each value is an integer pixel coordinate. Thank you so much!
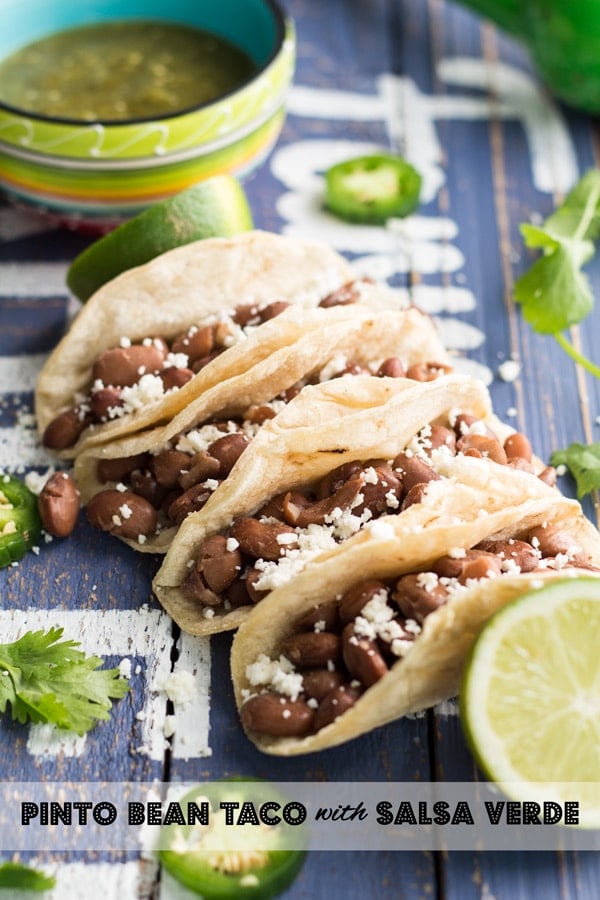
[{"left": 0, "top": 20, "right": 257, "bottom": 121}]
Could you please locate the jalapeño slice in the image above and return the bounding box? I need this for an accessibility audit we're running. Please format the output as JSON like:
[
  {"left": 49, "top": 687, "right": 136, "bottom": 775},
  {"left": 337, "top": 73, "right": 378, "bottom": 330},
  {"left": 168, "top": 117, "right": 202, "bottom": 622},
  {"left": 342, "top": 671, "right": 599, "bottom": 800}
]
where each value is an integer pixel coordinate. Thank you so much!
[
  {"left": 158, "top": 779, "right": 306, "bottom": 899},
  {"left": 0, "top": 475, "right": 42, "bottom": 568},
  {"left": 325, "top": 153, "right": 422, "bottom": 224}
]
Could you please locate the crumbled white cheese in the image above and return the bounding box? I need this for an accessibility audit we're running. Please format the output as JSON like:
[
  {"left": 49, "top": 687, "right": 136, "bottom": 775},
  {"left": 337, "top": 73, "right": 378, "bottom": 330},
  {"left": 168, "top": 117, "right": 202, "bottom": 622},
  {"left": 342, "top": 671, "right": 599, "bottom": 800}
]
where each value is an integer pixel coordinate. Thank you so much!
[
  {"left": 385, "top": 490, "right": 400, "bottom": 509},
  {"left": 245, "top": 654, "right": 303, "bottom": 701},
  {"left": 24, "top": 467, "right": 56, "bottom": 495},
  {"left": 416, "top": 571, "right": 439, "bottom": 592},
  {"left": 160, "top": 671, "right": 195, "bottom": 706},
  {"left": 226, "top": 537, "right": 240, "bottom": 552},
  {"left": 118, "top": 658, "right": 132, "bottom": 679},
  {"left": 119, "top": 374, "right": 166, "bottom": 415},
  {"left": 176, "top": 423, "right": 235, "bottom": 454},
  {"left": 119, "top": 504, "right": 133, "bottom": 520},
  {"left": 448, "top": 547, "right": 466, "bottom": 559},
  {"left": 498, "top": 359, "right": 521, "bottom": 382},
  {"left": 163, "top": 715, "right": 177, "bottom": 739},
  {"left": 362, "top": 467, "right": 379, "bottom": 485},
  {"left": 164, "top": 352, "right": 189, "bottom": 369}
]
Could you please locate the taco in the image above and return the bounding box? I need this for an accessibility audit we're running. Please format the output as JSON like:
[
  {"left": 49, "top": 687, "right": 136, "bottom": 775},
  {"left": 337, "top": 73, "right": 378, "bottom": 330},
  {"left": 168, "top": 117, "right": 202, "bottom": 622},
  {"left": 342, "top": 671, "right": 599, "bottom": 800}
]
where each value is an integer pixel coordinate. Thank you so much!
[
  {"left": 230, "top": 475, "right": 600, "bottom": 755},
  {"left": 152, "top": 373, "right": 558, "bottom": 635},
  {"left": 76, "top": 304, "right": 450, "bottom": 552},
  {"left": 36, "top": 231, "right": 384, "bottom": 458}
]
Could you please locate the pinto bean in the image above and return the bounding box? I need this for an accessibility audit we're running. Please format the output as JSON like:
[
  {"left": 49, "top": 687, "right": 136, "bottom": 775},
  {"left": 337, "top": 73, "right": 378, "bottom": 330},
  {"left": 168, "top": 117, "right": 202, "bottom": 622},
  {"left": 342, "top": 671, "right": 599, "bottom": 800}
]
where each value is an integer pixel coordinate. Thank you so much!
[
  {"left": 96, "top": 453, "right": 150, "bottom": 484},
  {"left": 244, "top": 567, "right": 269, "bottom": 604},
  {"left": 90, "top": 386, "right": 123, "bottom": 421},
  {"left": 475, "top": 539, "right": 539, "bottom": 573},
  {"left": 241, "top": 693, "right": 314, "bottom": 737},
  {"left": 43, "top": 406, "right": 90, "bottom": 450},
  {"left": 431, "top": 549, "right": 498, "bottom": 580},
  {"left": 159, "top": 367, "right": 194, "bottom": 391},
  {"left": 282, "top": 475, "right": 363, "bottom": 527},
  {"left": 457, "top": 433, "right": 507, "bottom": 465},
  {"left": 342, "top": 624, "right": 388, "bottom": 687},
  {"left": 312, "top": 685, "right": 362, "bottom": 732},
  {"left": 406, "top": 361, "right": 452, "bottom": 382},
  {"left": 538, "top": 466, "right": 557, "bottom": 487},
  {"left": 258, "top": 300, "right": 290, "bottom": 321},
  {"left": 426, "top": 424, "right": 457, "bottom": 455},
  {"left": 392, "top": 452, "right": 440, "bottom": 494},
  {"left": 392, "top": 573, "right": 449, "bottom": 622},
  {"left": 458, "top": 554, "right": 503, "bottom": 582},
  {"left": 452, "top": 414, "right": 497, "bottom": 440},
  {"left": 151, "top": 450, "right": 191, "bottom": 488},
  {"left": 339, "top": 580, "right": 389, "bottom": 623},
  {"left": 92, "top": 342, "right": 166, "bottom": 388},
  {"left": 167, "top": 484, "right": 211, "bottom": 524},
  {"left": 318, "top": 279, "right": 367, "bottom": 307},
  {"left": 244, "top": 404, "right": 278, "bottom": 425},
  {"left": 230, "top": 518, "right": 298, "bottom": 561},
  {"left": 280, "top": 632, "right": 342, "bottom": 669},
  {"left": 181, "top": 567, "right": 220, "bottom": 607},
  {"left": 314, "top": 461, "right": 365, "bottom": 500},
  {"left": 376, "top": 357, "right": 407, "bottom": 378},
  {"left": 178, "top": 452, "right": 221, "bottom": 490},
  {"left": 400, "top": 482, "right": 430, "bottom": 510},
  {"left": 353, "top": 464, "right": 403, "bottom": 517},
  {"left": 504, "top": 432, "right": 532, "bottom": 462},
  {"left": 38, "top": 472, "right": 80, "bottom": 537},
  {"left": 171, "top": 325, "right": 214, "bottom": 363},
  {"left": 86, "top": 490, "right": 157, "bottom": 539},
  {"left": 195, "top": 534, "right": 242, "bottom": 593},
  {"left": 301, "top": 669, "right": 345, "bottom": 702},
  {"left": 296, "top": 601, "right": 340, "bottom": 632},
  {"left": 128, "top": 470, "right": 168, "bottom": 508},
  {"left": 232, "top": 303, "right": 261, "bottom": 326},
  {"left": 207, "top": 433, "right": 249, "bottom": 476},
  {"left": 527, "top": 525, "right": 587, "bottom": 564}
]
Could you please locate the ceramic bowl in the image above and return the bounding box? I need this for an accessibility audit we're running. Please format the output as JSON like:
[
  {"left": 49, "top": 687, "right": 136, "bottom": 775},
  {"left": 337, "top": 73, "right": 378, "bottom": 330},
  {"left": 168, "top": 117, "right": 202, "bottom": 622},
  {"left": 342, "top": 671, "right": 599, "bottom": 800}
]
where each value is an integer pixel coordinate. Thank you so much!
[{"left": 0, "top": 0, "right": 294, "bottom": 230}]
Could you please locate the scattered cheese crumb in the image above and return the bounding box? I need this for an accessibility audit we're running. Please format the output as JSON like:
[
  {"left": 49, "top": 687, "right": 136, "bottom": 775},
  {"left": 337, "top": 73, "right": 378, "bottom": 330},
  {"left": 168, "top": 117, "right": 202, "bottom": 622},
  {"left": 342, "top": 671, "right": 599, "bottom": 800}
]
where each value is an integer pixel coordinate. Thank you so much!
[{"left": 497, "top": 360, "right": 521, "bottom": 382}]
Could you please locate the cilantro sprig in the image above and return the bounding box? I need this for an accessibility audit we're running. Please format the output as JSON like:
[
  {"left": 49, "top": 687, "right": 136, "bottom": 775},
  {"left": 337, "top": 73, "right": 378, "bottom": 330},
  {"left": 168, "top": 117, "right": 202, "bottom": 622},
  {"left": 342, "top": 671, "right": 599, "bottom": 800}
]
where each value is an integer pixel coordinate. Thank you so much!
[
  {"left": 0, "top": 861, "right": 55, "bottom": 892},
  {"left": 515, "top": 170, "right": 600, "bottom": 497},
  {"left": 0, "top": 628, "right": 129, "bottom": 736}
]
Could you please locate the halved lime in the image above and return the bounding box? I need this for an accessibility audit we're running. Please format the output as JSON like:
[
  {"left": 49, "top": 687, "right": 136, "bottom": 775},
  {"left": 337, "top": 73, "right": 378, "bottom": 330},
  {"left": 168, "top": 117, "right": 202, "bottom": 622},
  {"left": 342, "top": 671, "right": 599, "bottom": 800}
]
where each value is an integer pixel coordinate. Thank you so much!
[
  {"left": 461, "top": 577, "right": 600, "bottom": 826},
  {"left": 67, "top": 176, "right": 253, "bottom": 301}
]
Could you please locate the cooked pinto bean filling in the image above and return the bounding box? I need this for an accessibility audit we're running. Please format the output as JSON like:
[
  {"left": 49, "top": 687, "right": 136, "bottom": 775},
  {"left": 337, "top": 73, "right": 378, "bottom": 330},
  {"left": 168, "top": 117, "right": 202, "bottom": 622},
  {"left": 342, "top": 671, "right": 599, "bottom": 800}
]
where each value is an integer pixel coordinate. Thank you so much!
[
  {"left": 85, "top": 355, "right": 452, "bottom": 541},
  {"left": 45, "top": 280, "right": 386, "bottom": 452},
  {"left": 177, "top": 414, "right": 556, "bottom": 614},
  {"left": 239, "top": 524, "right": 593, "bottom": 738}
]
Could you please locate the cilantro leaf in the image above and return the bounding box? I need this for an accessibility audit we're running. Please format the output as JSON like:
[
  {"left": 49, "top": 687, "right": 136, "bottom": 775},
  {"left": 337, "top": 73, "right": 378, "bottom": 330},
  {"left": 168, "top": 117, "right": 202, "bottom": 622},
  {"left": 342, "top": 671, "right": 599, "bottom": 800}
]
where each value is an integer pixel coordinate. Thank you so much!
[
  {"left": 544, "top": 169, "right": 600, "bottom": 241},
  {"left": 514, "top": 239, "right": 594, "bottom": 332},
  {"left": 551, "top": 442, "right": 600, "bottom": 498},
  {"left": 0, "top": 627, "right": 129, "bottom": 736},
  {"left": 515, "top": 169, "right": 600, "bottom": 334},
  {"left": 0, "top": 862, "right": 55, "bottom": 891}
]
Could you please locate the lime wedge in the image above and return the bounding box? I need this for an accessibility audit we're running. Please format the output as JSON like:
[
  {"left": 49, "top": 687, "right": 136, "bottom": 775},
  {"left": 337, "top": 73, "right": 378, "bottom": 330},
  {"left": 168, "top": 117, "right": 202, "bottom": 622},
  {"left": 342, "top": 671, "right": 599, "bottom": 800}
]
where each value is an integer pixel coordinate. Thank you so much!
[
  {"left": 460, "top": 577, "right": 600, "bottom": 826},
  {"left": 67, "top": 176, "right": 253, "bottom": 301}
]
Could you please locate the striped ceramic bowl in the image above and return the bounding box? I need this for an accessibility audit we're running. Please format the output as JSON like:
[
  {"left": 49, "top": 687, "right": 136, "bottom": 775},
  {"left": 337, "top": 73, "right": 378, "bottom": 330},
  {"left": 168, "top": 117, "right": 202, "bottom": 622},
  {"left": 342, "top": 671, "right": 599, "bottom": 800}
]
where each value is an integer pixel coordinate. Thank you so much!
[{"left": 0, "top": 0, "right": 294, "bottom": 231}]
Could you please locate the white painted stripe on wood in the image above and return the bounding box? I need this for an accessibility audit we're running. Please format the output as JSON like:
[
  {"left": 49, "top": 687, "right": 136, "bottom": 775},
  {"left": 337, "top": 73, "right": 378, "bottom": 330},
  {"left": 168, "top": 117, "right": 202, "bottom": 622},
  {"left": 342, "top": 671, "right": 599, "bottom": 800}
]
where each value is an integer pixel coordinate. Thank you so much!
[
  {"left": 0, "top": 609, "right": 211, "bottom": 762},
  {"left": 47, "top": 861, "right": 145, "bottom": 900},
  {"left": 0, "top": 353, "right": 47, "bottom": 392},
  {"left": 0, "top": 207, "right": 57, "bottom": 241},
  {"left": 171, "top": 632, "right": 212, "bottom": 759},
  {"left": 0, "top": 261, "right": 69, "bottom": 297}
]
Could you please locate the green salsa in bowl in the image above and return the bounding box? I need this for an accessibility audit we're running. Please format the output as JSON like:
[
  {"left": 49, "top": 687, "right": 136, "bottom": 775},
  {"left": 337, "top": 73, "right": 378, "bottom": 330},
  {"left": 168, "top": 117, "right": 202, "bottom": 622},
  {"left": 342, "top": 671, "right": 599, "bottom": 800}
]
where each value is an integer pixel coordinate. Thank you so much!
[{"left": 0, "top": 0, "right": 294, "bottom": 231}]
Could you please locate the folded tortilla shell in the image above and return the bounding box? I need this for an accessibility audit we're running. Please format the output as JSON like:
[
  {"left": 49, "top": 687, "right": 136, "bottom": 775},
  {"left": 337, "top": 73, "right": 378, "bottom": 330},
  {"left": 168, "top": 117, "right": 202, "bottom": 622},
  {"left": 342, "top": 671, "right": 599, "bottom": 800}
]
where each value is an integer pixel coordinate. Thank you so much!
[
  {"left": 153, "top": 376, "right": 534, "bottom": 634},
  {"left": 75, "top": 304, "right": 449, "bottom": 552},
  {"left": 230, "top": 480, "right": 600, "bottom": 755},
  {"left": 37, "top": 231, "right": 358, "bottom": 456}
]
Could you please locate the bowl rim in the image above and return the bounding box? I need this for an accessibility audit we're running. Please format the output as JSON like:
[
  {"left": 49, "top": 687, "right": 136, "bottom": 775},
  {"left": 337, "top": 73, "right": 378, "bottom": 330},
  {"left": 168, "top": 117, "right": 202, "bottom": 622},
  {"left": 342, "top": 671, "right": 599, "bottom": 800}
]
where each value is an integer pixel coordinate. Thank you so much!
[{"left": 0, "top": 0, "right": 287, "bottom": 127}]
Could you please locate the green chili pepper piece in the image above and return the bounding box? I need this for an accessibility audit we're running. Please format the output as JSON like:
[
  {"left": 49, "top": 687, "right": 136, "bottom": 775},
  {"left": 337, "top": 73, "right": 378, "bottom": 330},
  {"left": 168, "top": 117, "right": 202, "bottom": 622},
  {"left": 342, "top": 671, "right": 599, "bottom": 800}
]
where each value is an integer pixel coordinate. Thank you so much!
[
  {"left": 325, "top": 153, "right": 422, "bottom": 224},
  {"left": 0, "top": 475, "right": 42, "bottom": 568}
]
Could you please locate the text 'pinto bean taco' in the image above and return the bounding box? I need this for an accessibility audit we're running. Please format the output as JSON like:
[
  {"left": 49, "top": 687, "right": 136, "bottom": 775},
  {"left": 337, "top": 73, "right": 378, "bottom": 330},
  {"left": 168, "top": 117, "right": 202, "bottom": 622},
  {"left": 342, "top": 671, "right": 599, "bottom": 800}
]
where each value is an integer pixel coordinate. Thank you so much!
[
  {"left": 151, "top": 373, "right": 557, "bottom": 635},
  {"left": 229, "top": 455, "right": 600, "bottom": 755}
]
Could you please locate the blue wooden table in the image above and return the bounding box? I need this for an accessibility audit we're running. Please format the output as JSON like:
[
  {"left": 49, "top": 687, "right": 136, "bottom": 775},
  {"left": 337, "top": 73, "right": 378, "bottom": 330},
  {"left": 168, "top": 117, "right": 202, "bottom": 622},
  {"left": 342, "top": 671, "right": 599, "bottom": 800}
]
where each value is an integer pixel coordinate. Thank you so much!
[{"left": 1, "top": 0, "right": 600, "bottom": 896}]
